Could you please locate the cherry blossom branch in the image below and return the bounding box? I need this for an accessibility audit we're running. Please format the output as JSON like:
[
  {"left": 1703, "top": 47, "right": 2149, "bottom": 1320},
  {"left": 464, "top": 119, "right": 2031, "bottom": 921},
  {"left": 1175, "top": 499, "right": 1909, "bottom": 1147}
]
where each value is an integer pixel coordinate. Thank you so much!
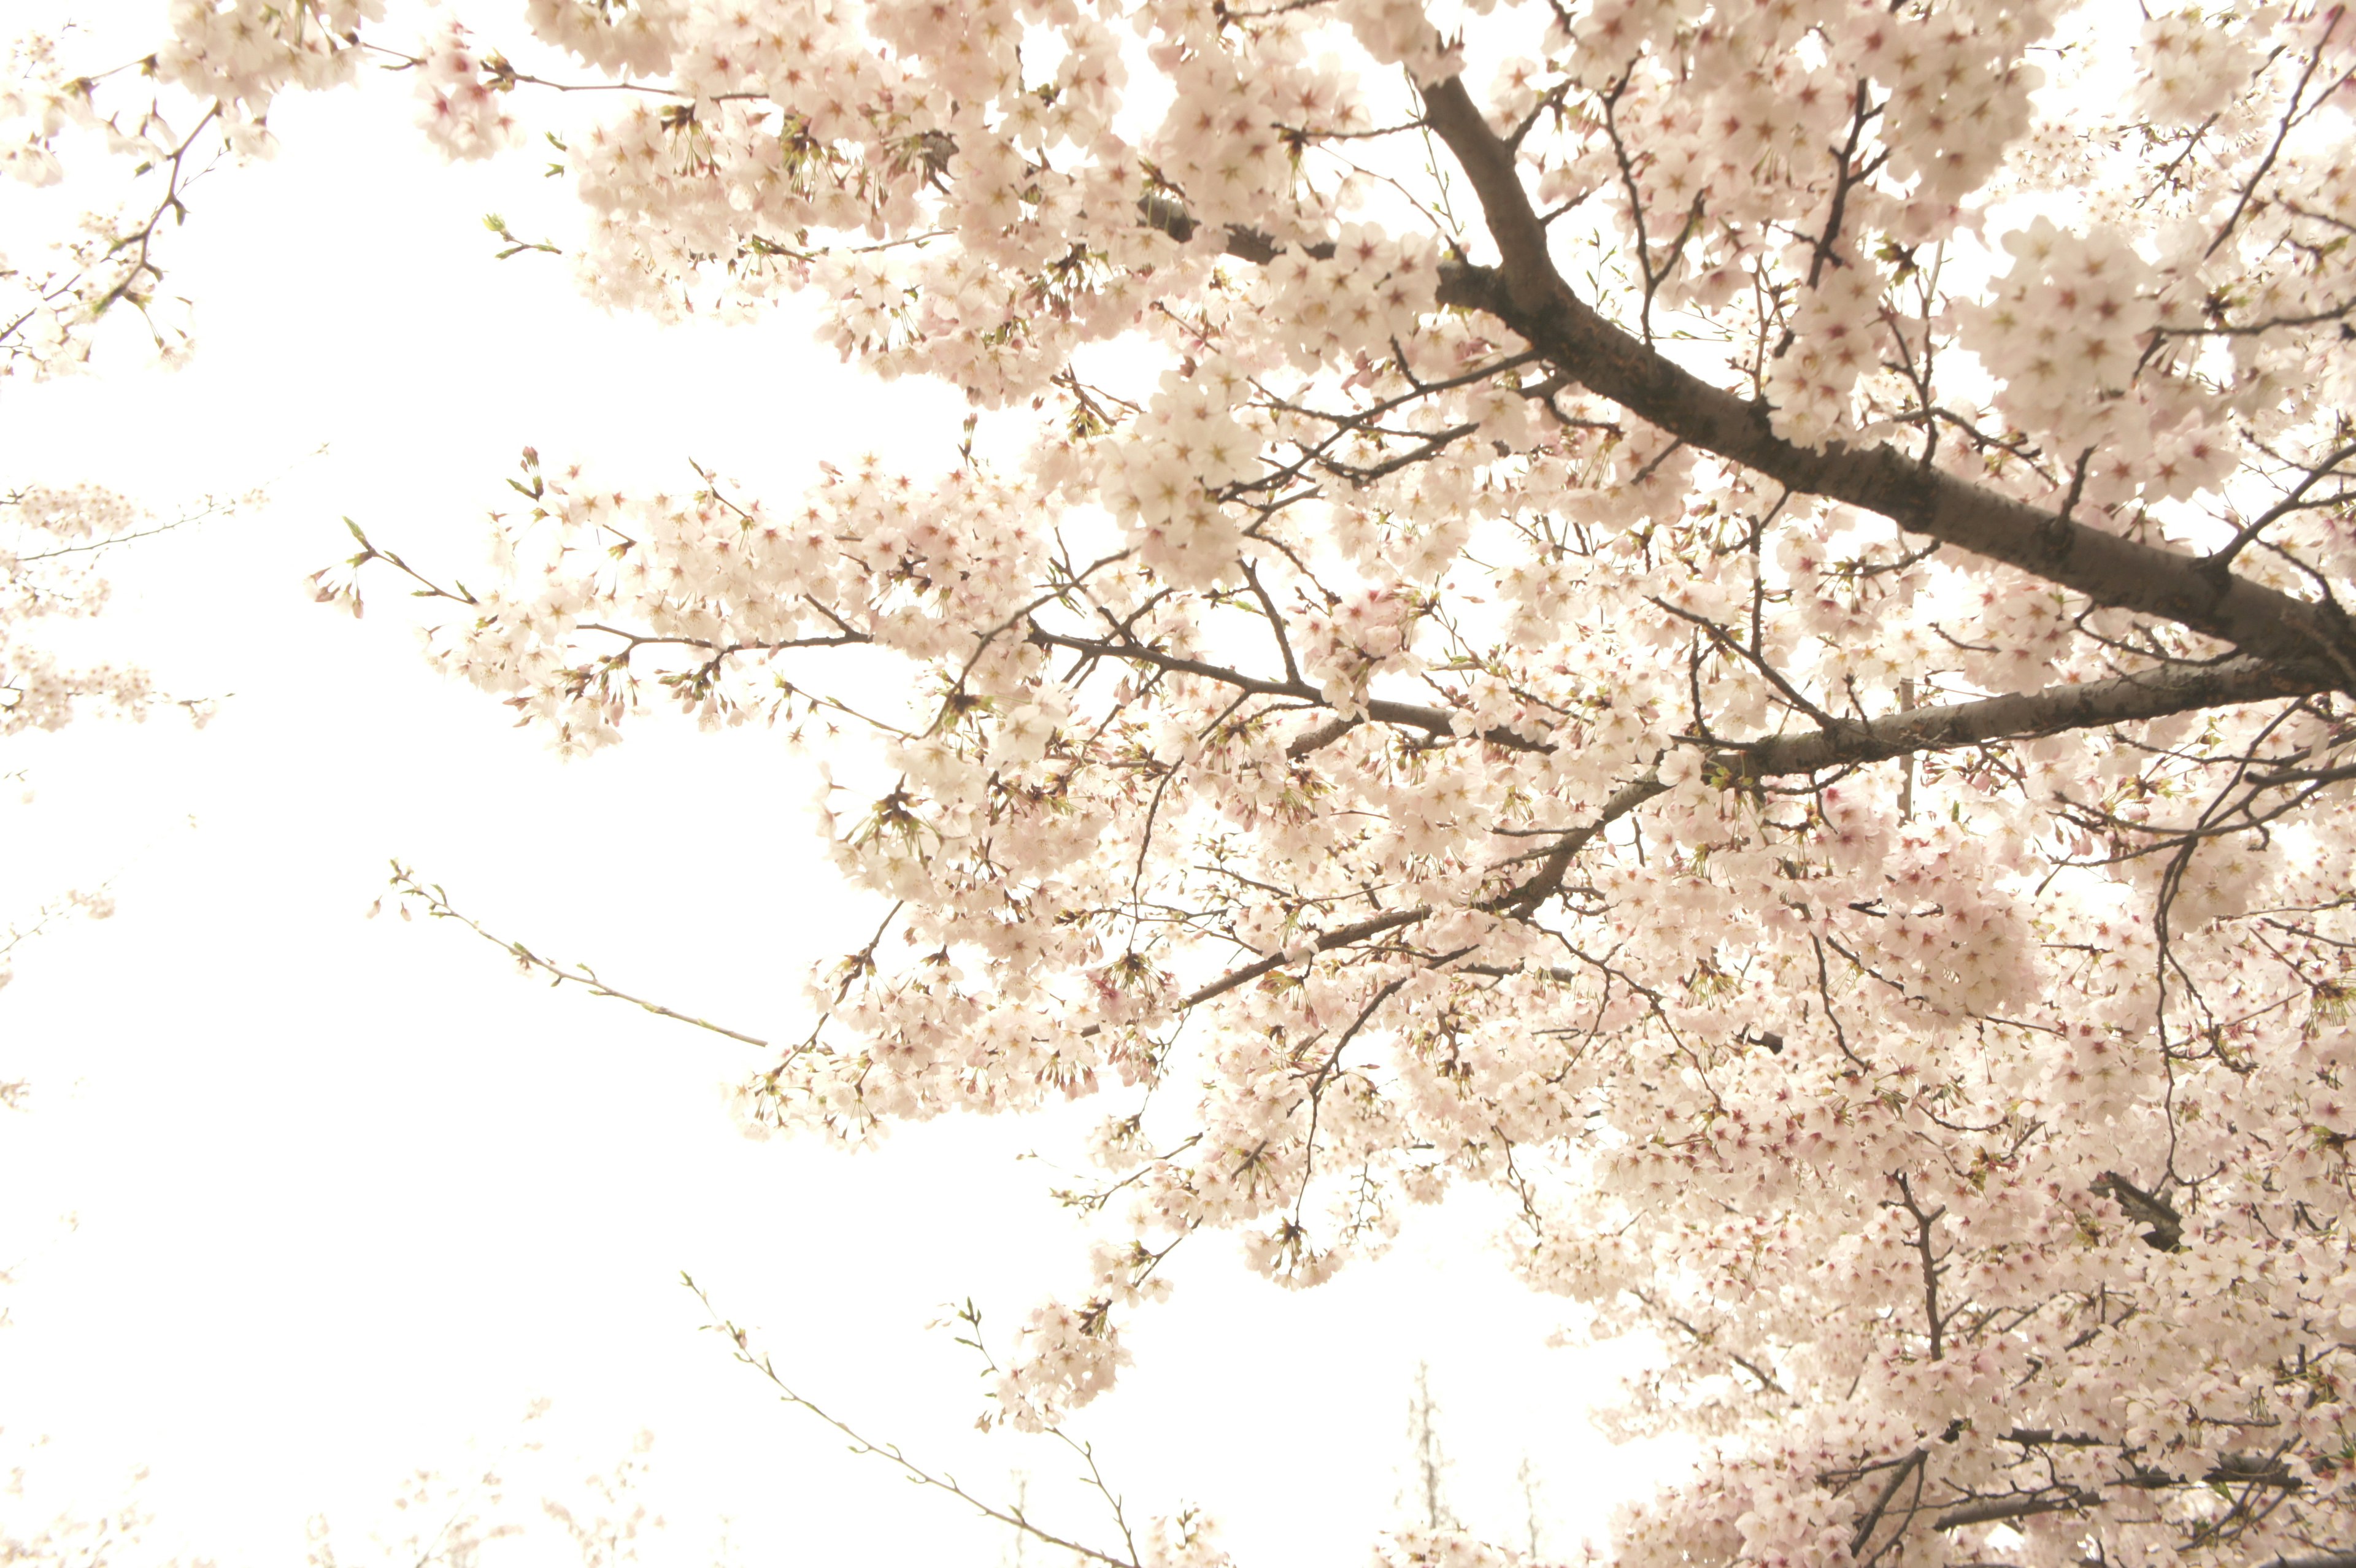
[
  {"left": 2092, "top": 1170, "right": 2184, "bottom": 1251},
  {"left": 88, "top": 102, "right": 220, "bottom": 321},
  {"left": 1798, "top": 82, "right": 1882, "bottom": 296},
  {"left": 1411, "top": 75, "right": 2356, "bottom": 685},
  {"left": 1847, "top": 1450, "right": 1927, "bottom": 1562},
  {"left": 1060, "top": 607, "right": 2318, "bottom": 785},
  {"left": 1931, "top": 1489, "right": 2099, "bottom": 1531},
  {"left": 685, "top": 1276, "right": 1142, "bottom": 1568},
  {"left": 0, "top": 882, "right": 117, "bottom": 994},
  {"left": 1023, "top": 623, "right": 1552, "bottom": 753},
  {"left": 1887, "top": 1174, "right": 1950, "bottom": 1361},
  {"left": 0, "top": 493, "right": 236, "bottom": 563},
  {"left": 1727, "top": 657, "right": 2330, "bottom": 774},
  {"left": 1154, "top": 905, "right": 1431, "bottom": 1015},
  {"left": 382, "top": 863, "right": 769, "bottom": 1047},
  {"left": 1042, "top": 633, "right": 2331, "bottom": 988},
  {"left": 1453, "top": 660, "right": 2314, "bottom": 919},
  {"left": 1628, "top": 1286, "right": 1788, "bottom": 1396},
  {"left": 947, "top": 1297, "right": 1149, "bottom": 1565},
  {"left": 1292, "top": 974, "right": 1409, "bottom": 1226},
  {"left": 2204, "top": 25, "right": 2336, "bottom": 260},
  {"left": 1154, "top": 98, "right": 2356, "bottom": 696}
]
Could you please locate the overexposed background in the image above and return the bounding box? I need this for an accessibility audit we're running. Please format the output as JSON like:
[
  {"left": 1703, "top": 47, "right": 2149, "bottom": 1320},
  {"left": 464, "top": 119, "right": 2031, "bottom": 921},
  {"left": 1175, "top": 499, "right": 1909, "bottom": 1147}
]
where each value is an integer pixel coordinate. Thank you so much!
[{"left": 0, "top": 9, "right": 1678, "bottom": 1564}]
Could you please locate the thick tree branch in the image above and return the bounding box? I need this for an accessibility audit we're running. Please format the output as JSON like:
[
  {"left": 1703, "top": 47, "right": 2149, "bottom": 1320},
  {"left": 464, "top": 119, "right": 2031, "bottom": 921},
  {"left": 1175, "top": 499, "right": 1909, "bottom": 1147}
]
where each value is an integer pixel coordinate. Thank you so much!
[
  {"left": 1933, "top": 1491, "right": 2100, "bottom": 1531},
  {"left": 1848, "top": 1450, "right": 1927, "bottom": 1561},
  {"left": 1411, "top": 76, "right": 2356, "bottom": 686},
  {"left": 1730, "top": 657, "right": 2330, "bottom": 775},
  {"left": 2092, "top": 1170, "right": 2185, "bottom": 1251},
  {"left": 1055, "top": 599, "right": 2320, "bottom": 776},
  {"left": 1058, "top": 118, "right": 2346, "bottom": 689}
]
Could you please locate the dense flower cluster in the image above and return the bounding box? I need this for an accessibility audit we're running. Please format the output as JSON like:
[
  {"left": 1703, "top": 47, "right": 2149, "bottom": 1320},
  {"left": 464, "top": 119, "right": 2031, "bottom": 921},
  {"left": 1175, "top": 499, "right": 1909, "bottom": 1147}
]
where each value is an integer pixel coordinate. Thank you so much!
[
  {"left": 153, "top": 0, "right": 382, "bottom": 137},
  {"left": 1954, "top": 220, "right": 2161, "bottom": 459},
  {"left": 1764, "top": 249, "right": 1887, "bottom": 449},
  {"left": 991, "top": 1297, "right": 1133, "bottom": 1433},
  {"left": 42, "top": 0, "right": 2356, "bottom": 1565},
  {"left": 1112, "top": 360, "right": 1261, "bottom": 586},
  {"left": 1264, "top": 226, "right": 1441, "bottom": 372},
  {"left": 414, "top": 19, "right": 522, "bottom": 161},
  {"left": 2134, "top": 6, "right": 2267, "bottom": 126}
]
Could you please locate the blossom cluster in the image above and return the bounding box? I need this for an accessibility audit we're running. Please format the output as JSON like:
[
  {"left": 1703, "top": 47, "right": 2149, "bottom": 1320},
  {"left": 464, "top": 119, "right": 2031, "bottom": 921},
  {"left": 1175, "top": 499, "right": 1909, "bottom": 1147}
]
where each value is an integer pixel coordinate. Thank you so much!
[
  {"left": 1763, "top": 250, "right": 1886, "bottom": 450},
  {"left": 2133, "top": 6, "right": 2265, "bottom": 125},
  {"left": 1263, "top": 225, "right": 1440, "bottom": 372},
  {"left": 0, "top": 34, "right": 74, "bottom": 189},
  {"left": 523, "top": 0, "right": 685, "bottom": 79},
  {"left": 1109, "top": 359, "right": 1259, "bottom": 588},
  {"left": 1955, "top": 217, "right": 2157, "bottom": 449},
  {"left": 1374, "top": 1529, "right": 1525, "bottom": 1568},
  {"left": 990, "top": 1297, "right": 1131, "bottom": 1433},
  {"left": 1298, "top": 583, "right": 1425, "bottom": 716},
  {"left": 0, "top": 42, "right": 203, "bottom": 374},
  {"left": 153, "top": 0, "right": 385, "bottom": 150},
  {"left": 414, "top": 20, "right": 521, "bottom": 161}
]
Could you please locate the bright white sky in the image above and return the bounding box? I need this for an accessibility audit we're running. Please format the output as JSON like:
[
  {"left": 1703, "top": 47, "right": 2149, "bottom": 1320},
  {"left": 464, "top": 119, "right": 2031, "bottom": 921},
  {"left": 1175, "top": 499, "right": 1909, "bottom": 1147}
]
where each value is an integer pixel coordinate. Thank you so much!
[{"left": 0, "top": 9, "right": 1684, "bottom": 1566}]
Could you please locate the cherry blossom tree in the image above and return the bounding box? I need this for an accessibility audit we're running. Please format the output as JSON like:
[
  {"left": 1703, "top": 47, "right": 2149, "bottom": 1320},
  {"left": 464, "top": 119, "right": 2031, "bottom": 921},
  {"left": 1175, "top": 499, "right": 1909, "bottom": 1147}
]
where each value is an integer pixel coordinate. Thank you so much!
[{"left": 24, "top": 0, "right": 2356, "bottom": 1565}]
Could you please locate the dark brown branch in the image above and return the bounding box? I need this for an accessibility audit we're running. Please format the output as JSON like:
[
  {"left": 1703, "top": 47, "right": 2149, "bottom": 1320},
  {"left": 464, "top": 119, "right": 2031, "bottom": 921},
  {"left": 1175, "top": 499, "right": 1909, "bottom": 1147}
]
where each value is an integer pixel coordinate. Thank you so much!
[
  {"left": 1079, "top": 906, "right": 1431, "bottom": 1040},
  {"left": 1026, "top": 624, "right": 1552, "bottom": 752},
  {"left": 1501, "top": 774, "right": 1668, "bottom": 913},
  {"left": 1412, "top": 75, "right": 2356, "bottom": 686},
  {"left": 1099, "top": 118, "right": 2347, "bottom": 688},
  {"left": 1731, "top": 658, "right": 2329, "bottom": 775},
  {"left": 1889, "top": 1174, "right": 1949, "bottom": 1361},
  {"left": 2092, "top": 1170, "right": 2185, "bottom": 1251},
  {"left": 1932, "top": 1491, "right": 2099, "bottom": 1531},
  {"left": 1848, "top": 1450, "right": 1927, "bottom": 1560},
  {"left": 1286, "top": 658, "right": 2314, "bottom": 767},
  {"left": 1526, "top": 661, "right": 2315, "bottom": 893},
  {"left": 1631, "top": 1286, "right": 1790, "bottom": 1394}
]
